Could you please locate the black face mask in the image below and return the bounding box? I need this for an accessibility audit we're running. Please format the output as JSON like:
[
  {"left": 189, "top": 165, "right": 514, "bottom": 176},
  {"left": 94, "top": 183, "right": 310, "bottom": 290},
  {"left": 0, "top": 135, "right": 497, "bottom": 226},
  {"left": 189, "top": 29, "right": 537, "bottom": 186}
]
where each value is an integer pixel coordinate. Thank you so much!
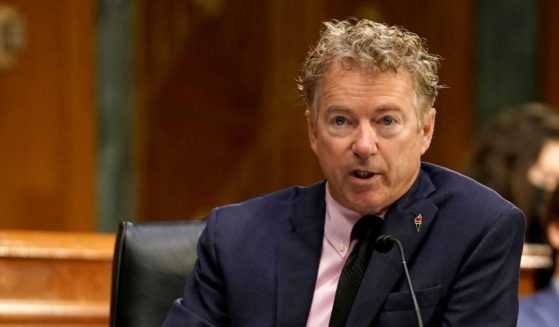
[{"left": 526, "top": 185, "right": 552, "bottom": 244}]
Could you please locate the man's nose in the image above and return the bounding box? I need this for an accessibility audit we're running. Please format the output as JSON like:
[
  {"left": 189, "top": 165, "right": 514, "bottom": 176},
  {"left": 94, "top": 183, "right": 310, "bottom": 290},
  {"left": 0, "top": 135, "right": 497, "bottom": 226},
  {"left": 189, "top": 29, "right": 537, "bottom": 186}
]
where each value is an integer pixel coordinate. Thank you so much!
[{"left": 352, "top": 125, "right": 378, "bottom": 159}]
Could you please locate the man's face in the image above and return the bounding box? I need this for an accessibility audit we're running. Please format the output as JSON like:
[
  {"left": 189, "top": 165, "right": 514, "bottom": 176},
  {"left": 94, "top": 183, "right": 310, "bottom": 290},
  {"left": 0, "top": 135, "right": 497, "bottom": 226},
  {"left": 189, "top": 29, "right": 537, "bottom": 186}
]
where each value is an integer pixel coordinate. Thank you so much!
[{"left": 307, "top": 62, "right": 435, "bottom": 215}]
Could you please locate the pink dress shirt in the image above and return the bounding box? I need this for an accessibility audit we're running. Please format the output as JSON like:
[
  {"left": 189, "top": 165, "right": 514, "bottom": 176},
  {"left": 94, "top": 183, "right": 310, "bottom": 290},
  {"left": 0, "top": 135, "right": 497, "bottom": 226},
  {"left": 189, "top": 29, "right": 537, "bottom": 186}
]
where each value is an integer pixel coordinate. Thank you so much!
[{"left": 305, "top": 185, "right": 362, "bottom": 327}]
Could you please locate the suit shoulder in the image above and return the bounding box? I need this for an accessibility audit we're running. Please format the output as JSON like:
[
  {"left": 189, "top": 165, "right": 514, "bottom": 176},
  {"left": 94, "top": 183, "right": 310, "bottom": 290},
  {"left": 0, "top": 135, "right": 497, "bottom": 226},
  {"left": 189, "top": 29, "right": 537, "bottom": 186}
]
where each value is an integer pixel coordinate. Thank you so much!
[
  {"left": 208, "top": 181, "right": 324, "bottom": 224},
  {"left": 220, "top": 181, "right": 323, "bottom": 210},
  {"left": 201, "top": 181, "right": 325, "bottom": 248},
  {"left": 421, "top": 163, "right": 523, "bottom": 220},
  {"left": 423, "top": 163, "right": 512, "bottom": 203}
]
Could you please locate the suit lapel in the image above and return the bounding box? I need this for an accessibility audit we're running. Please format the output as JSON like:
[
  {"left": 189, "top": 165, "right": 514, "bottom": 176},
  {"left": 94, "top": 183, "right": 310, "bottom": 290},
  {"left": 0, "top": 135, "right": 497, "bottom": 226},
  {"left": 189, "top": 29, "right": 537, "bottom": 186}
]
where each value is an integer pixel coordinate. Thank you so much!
[
  {"left": 277, "top": 182, "right": 326, "bottom": 327},
  {"left": 347, "top": 169, "right": 439, "bottom": 326}
]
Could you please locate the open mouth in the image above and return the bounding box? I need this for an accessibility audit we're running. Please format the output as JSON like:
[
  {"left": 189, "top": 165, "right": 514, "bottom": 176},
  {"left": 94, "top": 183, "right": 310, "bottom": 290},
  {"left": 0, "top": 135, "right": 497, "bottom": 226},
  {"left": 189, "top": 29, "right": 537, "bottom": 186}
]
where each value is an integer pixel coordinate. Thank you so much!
[{"left": 352, "top": 170, "right": 375, "bottom": 179}]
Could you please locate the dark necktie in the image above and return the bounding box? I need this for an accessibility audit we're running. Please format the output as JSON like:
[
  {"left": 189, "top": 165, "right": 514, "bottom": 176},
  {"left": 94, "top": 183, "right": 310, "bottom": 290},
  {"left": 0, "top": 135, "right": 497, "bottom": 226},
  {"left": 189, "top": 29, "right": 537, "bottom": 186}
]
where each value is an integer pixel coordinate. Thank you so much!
[{"left": 329, "top": 215, "right": 383, "bottom": 327}]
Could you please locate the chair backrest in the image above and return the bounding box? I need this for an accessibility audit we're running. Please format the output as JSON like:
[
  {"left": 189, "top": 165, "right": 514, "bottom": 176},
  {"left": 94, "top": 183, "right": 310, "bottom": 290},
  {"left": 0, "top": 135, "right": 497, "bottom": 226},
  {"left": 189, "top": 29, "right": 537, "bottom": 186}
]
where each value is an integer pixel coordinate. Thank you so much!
[{"left": 109, "top": 219, "right": 206, "bottom": 327}]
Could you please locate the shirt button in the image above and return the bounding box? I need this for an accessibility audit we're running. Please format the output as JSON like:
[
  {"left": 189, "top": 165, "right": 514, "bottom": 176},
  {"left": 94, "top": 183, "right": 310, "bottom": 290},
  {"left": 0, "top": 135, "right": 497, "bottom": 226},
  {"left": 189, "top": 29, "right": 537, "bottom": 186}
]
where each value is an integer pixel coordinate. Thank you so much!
[{"left": 337, "top": 244, "right": 346, "bottom": 252}]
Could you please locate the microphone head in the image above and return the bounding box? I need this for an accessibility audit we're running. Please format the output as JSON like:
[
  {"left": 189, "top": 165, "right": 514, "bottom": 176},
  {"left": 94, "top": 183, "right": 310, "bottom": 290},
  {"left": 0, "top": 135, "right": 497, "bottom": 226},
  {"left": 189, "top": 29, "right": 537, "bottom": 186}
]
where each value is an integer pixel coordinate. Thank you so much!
[{"left": 375, "top": 235, "right": 396, "bottom": 253}]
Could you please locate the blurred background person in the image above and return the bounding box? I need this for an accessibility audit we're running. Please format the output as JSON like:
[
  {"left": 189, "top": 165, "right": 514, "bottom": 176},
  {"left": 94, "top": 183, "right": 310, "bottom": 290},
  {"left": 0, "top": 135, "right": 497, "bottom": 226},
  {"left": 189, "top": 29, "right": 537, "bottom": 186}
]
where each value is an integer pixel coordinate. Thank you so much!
[
  {"left": 467, "top": 103, "right": 559, "bottom": 244},
  {"left": 518, "top": 185, "right": 559, "bottom": 326}
]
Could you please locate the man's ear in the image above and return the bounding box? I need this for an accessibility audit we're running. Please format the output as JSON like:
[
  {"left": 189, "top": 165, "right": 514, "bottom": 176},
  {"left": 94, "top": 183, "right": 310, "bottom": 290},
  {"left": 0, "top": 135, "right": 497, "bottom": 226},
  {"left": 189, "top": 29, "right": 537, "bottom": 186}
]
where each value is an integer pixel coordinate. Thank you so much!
[
  {"left": 420, "top": 108, "right": 436, "bottom": 155},
  {"left": 306, "top": 110, "right": 318, "bottom": 154}
]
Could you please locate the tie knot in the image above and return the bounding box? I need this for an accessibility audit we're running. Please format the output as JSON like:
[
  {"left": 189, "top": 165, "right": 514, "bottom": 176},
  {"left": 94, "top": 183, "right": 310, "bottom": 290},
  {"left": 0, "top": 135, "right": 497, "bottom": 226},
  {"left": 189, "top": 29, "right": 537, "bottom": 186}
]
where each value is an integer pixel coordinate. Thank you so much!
[{"left": 351, "top": 215, "right": 383, "bottom": 240}]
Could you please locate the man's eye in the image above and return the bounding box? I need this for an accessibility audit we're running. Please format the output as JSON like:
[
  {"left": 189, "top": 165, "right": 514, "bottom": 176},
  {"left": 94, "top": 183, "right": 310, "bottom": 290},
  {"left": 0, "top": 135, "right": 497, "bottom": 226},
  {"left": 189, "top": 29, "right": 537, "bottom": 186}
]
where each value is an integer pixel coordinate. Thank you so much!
[
  {"left": 334, "top": 117, "right": 347, "bottom": 125},
  {"left": 381, "top": 116, "right": 393, "bottom": 125}
]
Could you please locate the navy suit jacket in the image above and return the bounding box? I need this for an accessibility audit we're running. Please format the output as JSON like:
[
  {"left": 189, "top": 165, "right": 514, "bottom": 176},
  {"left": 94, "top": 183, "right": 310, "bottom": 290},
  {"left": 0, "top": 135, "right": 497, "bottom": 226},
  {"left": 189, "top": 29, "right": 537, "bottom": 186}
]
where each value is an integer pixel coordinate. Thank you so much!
[
  {"left": 518, "top": 284, "right": 559, "bottom": 327},
  {"left": 163, "top": 163, "right": 525, "bottom": 326}
]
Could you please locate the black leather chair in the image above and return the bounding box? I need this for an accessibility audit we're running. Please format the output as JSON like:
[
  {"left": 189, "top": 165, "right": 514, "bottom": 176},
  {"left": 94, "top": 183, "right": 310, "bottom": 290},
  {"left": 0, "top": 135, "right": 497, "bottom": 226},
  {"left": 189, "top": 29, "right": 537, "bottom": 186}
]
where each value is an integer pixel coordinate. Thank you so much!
[{"left": 109, "top": 219, "right": 206, "bottom": 327}]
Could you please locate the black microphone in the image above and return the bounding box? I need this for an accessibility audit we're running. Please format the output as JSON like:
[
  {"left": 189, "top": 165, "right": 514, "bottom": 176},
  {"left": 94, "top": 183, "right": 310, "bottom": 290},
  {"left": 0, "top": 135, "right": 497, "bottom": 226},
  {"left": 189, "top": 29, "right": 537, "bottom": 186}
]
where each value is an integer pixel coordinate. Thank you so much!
[{"left": 375, "top": 235, "right": 423, "bottom": 327}]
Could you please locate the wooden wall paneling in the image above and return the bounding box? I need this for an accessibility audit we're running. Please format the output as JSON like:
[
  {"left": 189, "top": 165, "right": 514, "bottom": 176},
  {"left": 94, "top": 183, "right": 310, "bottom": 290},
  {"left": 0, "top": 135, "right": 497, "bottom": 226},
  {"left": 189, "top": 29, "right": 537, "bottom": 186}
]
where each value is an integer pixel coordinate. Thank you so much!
[
  {"left": 176, "top": 0, "right": 330, "bottom": 219},
  {"left": 60, "top": 0, "right": 97, "bottom": 231},
  {"left": 542, "top": 0, "right": 559, "bottom": 108},
  {"left": 0, "top": 0, "right": 96, "bottom": 231},
  {"left": 422, "top": 0, "right": 475, "bottom": 172},
  {"left": 252, "top": 0, "right": 326, "bottom": 187},
  {"left": 137, "top": 0, "right": 265, "bottom": 220}
]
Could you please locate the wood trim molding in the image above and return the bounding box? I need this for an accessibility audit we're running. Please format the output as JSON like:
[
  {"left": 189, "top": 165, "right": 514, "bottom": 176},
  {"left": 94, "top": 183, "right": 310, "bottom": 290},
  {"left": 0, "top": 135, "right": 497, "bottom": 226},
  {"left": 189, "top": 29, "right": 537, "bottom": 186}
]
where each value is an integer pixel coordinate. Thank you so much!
[
  {"left": 0, "top": 230, "right": 114, "bottom": 326},
  {"left": 0, "top": 300, "right": 107, "bottom": 323},
  {"left": 0, "top": 230, "right": 114, "bottom": 260}
]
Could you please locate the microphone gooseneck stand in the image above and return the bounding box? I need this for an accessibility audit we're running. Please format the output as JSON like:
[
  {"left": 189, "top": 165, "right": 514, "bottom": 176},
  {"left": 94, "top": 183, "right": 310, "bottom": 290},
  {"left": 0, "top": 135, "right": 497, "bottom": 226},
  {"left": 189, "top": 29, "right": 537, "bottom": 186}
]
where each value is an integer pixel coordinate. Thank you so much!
[{"left": 375, "top": 235, "right": 424, "bottom": 327}]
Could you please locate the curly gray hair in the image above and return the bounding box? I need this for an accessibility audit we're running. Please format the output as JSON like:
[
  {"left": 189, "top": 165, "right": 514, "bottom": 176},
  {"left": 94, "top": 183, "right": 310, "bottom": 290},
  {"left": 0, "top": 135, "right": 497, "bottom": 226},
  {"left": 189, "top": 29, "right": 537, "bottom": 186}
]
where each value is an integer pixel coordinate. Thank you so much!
[{"left": 298, "top": 19, "right": 442, "bottom": 129}]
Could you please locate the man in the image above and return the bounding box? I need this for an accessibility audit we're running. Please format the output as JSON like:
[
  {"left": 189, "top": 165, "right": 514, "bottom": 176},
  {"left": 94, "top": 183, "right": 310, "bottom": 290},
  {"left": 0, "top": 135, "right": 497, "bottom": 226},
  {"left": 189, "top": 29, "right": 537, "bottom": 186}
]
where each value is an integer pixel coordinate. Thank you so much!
[
  {"left": 518, "top": 186, "right": 559, "bottom": 327},
  {"left": 163, "top": 19, "right": 525, "bottom": 326}
]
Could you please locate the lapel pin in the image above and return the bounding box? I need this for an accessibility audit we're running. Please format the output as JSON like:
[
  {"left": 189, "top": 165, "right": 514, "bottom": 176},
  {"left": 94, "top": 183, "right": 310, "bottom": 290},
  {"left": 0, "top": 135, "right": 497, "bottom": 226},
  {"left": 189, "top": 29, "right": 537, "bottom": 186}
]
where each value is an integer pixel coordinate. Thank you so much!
[{"left": 414, "top": 214, "right": 423, "bottom": 232}]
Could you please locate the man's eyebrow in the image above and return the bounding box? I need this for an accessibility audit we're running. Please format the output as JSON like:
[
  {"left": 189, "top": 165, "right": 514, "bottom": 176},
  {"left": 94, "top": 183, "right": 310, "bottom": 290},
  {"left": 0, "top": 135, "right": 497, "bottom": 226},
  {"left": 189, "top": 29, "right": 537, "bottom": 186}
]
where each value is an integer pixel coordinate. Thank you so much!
[
  {"left": 324, "top": 106, "right": 351, "bottom": 114},
  {"left": 325, "top": 104, "right": 403, "bottom": 114},
  {"left": 375, "top": 105, "right": 403, "bottom": 114}
]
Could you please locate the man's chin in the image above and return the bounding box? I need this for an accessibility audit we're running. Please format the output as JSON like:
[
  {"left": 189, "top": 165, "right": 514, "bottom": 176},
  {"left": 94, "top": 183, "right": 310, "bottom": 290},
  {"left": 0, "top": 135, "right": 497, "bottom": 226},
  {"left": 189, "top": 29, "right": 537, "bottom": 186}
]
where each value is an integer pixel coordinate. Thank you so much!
[{"left": 346, "top": 197, "right": 387, "bottom": 216}]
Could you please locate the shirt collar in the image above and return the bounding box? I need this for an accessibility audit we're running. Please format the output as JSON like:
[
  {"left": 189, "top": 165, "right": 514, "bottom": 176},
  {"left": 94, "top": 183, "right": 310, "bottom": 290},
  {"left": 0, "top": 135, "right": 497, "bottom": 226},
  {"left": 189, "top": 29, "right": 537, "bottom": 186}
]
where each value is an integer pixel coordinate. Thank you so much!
[{"left": 324, "top": 183, "right": 362, "bottom": 258}]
